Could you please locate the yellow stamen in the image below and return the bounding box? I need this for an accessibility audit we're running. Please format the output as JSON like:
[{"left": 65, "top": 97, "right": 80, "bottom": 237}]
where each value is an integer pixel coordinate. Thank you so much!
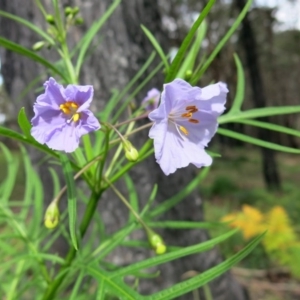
[
  {"left": 179, "top": 126, "right": 189, "bottom": 135},
  {"left": 189, "top": 119, "right": 199, "bottom": 124},
  {"left": 73, "top": 113, "right": 80, "bottom": 122},
  {"left": 60, "top": 101, "right": 80, "bottom": 123},
  {"left": 59, "top": 105, "right": 71, "bottom": 114}
]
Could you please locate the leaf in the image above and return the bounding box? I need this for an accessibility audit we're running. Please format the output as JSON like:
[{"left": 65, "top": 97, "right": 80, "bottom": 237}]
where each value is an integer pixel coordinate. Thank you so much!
[
  {"left": 75, "top": 0, "right": 121, "bottom": 76},
  {"left": 59, "top": 154, "right": 78, "bottom": 250},
  {"left": 0, "top": 10, "right": 55, "bottom": 45},
  {"left": 148, "top": 221, "right": 224, "bottom": 230},
  {"left": 141, "top": 25, "right": 169, "bottom": 72},
  {"left": 86, "top": 267, "right": 143, "bottom": 300},
  {"left": 146, "top": 233, "right": 265, "bottom": 300},
  {"left": 176, "top": 20, "right": 207, "bottom": 79},
  {"left": 0, "top": 143, "right": 19, "bottom": 204},
  {"left": 0, "top": 37, "right": 67, "bottom": 81},
  {"left": 219, "top": 106, "right": 300, "bottom": 124},
  {"left": 112, "top": 230, "right": 237, "bottom": 278},
  {"left": 191, "top": 0, "right": 253, "bottom": 84},
  {"left": 0, "top": 126, "right": 59, "bottom": 159},
  {"left": 235, "top": 119, "right": 300, "bottom": 139},
  {"left": 166, "top": 0, "right": 215, "bottom": 82},
  {"left": 229, "top": 53, "right": 245, "bottom": 113},
  {"left": 124, "top": 174, "right": 139, "bottom": 223},
  {"left": 218, "top": 128, "right": 300, "bottom": 154},
  {"left": 17, "top": 108, "right": 32, "bottom": 138}
]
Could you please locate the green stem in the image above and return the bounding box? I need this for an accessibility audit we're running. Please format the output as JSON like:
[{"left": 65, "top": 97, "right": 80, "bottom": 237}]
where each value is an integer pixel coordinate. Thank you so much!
[
  {"left": 61, "top": 42, "right": 77, "bottom": 84},
  {"left": 41, "top": 190, "right": 102, "bottom": 300}
]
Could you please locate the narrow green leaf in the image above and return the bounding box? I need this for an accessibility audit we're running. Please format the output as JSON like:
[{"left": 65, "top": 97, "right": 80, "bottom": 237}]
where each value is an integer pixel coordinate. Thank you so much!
[
  {"left": 148, "top": 221, "right": 224, "bottom": 230},
  {"left": 96, "top": 278, "right": 105, "bottom": 300},
  {"left": 92, "top": 223, "right": 137, "bottom": 261},
  {"left": 124, "top": 174, "right": 139, "bottom": 223},
  {"left": 112, "top": 230, "right": 237, "bottom": 278},
  {"left": 141, "top": 24, "right": 169, "bottom": 71},
  {"left": 19, "top": 145, "right": 33, "bottom": 220},
  {"left": 0, "top": 126, "right": 60, "bottom": 159},
  {"left": 149, "top": 167, "right": 209, "bottom": 218},
  {"left": 0, "top": 37, "right": 68, "bottom": 81},
  {"left": 0, "top": 10, "right": 55, "bottom": 45},
  {"left": 29, "top": 171, "right": 44, "bottom": 238},
  {"left": 0, "top": 143, "right": 19, "bottom": 204},
  {"left": 219, "top": 106, "right": 300, "bottom": 124},
  {"left": 86, "top": 267, "right": 143, "bottom": 300},
  {"left": 17, "top": 108, "right": 32, "bottom": 138},
  {"left": 146, "top": 233, "right": 264, "bottom": 300},
  {"left": 191, "top": 0, "right": 252, "bottom": 84},
  {"left": 69, "top": 271, "right": 85, "bottom": 300},
  {"left": 59, "top": 154, "right": 78, "bottom": 250},
  {"left": 218, "top": 127, "right": 300, "bottom": 153},
  {"left": 75, "top": 0, "right": 121, "bottom": 76},
  {"left": 48, "top": 167, "right": 61, "bottom": 197},
  {"left": 166, "top": 0, "right": 215, "bottom": 82},
  {"left": 140, "top": 184, "right": 158, "bottom": 217},
  {"left": 229, "top": 53, "right": 245, "bottom": 112},
  {"left": 235, "top": 119, "right": 300, "bottom": 138},
  {"left": 177, "top": 21, "right": 207, "bottom": 79}
]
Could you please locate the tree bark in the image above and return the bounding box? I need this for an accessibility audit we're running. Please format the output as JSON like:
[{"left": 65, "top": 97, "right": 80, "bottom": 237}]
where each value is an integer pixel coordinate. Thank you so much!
[
  {"left": 235, "top": 0, "right": 281, "bottom": 191},
  {"left": 0, "top": 0, "right": 247, "bottom": 298}
]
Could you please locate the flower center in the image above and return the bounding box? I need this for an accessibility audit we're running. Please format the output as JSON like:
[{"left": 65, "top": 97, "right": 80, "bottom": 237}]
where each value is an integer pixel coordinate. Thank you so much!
[
  {"left": 169, "top": 105, "right": 199, "bottom": 136},
  {"left": 59, "top": 101, "right": 80, "bottom": 123}
]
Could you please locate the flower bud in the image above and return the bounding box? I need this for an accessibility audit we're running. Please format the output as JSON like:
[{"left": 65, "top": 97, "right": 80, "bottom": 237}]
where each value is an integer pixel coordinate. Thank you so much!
[
  {"left": 64, "top": 6, "right": 73, "bottom": 16},
  {"left": 32, "top": 41, "right": 45, "bottom": 51},
  {"left": 72, "top": 7, "right": 80, "bottom": 16},
  {"left": 123, "top": 140, "right": 139, "bottom": 162},
  {"left": 184, "top": 70, "right": 193, "bottom": 80},
  {"left": 148, "top": 232, "right": 167, "bottom": 255},
  {"left": 74, "top": 17, "right": 84, "bottom": 25},
  {"left": 44, "top": 202, "right": 60, "bottom": 229},
  {"left": 46, "top": 15, "right": 55, "bottom": 25}
]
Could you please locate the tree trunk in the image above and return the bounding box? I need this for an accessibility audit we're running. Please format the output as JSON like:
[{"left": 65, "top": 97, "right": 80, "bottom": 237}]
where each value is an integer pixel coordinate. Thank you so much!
[
  {"left": 0, "top": 0, "right": 247, "bottom": 298},
  {"left": 235, "top": 0, "right": 281, "bottom": 191}
]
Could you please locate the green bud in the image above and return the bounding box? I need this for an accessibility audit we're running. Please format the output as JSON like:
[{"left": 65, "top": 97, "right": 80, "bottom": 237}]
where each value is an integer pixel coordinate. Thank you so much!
[
  {"left": 46, "top": 14, "right": 55, "bottom": 25},
  {"left": 32, "top": 41, "right": 45, "bottom": 51},
  {"left": 44, "top": 202, "right": 60, "bottom": 229},
  {"left": 123, "top": 140, "right": 139, "bottom": 162},
  {"left": 74, "top": 17, "right": 84, "bottom": 25},
  {"left": 184, "top": 70, "right": 193, "bottom": 80},
  {"left": 155, "top": 242, "right": 167, "bottom": 255},
  {"left": 72, "top": 7, "right": 80, "bottom": 16},
  {"left": 148, "top": 232, "right": 167, "bottom": 255},
  {"left": 64, "top": 6, "right": 73, "bottom": 16}
]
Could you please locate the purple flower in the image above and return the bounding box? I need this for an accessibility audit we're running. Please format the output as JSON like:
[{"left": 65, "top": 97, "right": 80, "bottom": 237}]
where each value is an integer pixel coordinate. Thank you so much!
[
  {"left": 148, "top": 79, "right": 228, "bottom": 175},
  {"left": 31, "top": 77, "right": 100, "bottom": 152},
  {"left": 142, "top": 88, "right": 160, "bottom": 111}
]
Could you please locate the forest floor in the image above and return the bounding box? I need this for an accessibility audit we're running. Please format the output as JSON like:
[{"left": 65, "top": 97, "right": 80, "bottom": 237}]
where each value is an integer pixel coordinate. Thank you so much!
[{"left": 203, "top": 146, "right": 300, "bottom": 300}]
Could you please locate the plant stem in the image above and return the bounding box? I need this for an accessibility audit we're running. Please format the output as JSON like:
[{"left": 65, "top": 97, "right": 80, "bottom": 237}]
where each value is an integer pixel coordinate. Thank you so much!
[{"left": 41, "top": 190, "right": 102, "bottom": 300}]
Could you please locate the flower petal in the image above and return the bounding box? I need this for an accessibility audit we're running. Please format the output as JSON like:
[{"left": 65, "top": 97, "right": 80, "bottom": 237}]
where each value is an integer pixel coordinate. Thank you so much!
[
  {"left": 157, "top": 124, "right": 212, "bottom": 175},
  {"left": 31, "top": 107, "right": 66, "bottom": 144},
  {"left": 149, "top": 119, "right": 168, "bottom": 161},
  {"left": 37, "top": 77, "right": 66, "bottom": 108},
  {"left": 64, "top": 84, "right": 94, "bottom": 112},
  {"left": 197, "top": 82, "right": 227, "bottom": 115},
  {"left": 77, "top": 110, "right": 101, "bottom": 137},
  {"left": 45, "top": 124, "right": 80, "bottom": 153}
]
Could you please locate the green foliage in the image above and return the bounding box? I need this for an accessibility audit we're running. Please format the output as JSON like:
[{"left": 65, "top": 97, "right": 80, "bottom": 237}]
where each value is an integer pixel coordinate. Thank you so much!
[{"left": 1, "top": 0, "right": 300, "bottom": 298}]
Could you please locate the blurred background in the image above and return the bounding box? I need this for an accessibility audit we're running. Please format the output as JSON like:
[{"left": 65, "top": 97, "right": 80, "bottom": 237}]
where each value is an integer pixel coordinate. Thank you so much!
[{"left": 0, "top": 0, "right": 300, "bottom": 299}]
